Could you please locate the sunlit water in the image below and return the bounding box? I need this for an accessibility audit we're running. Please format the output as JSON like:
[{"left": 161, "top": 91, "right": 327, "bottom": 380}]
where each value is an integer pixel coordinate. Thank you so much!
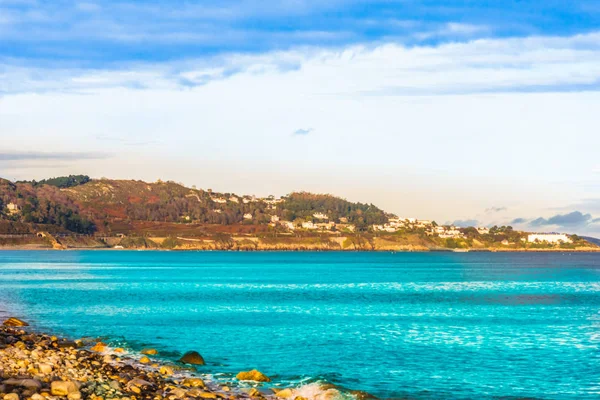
[{"left": 1, "top": 251, "right": 599, "bottom": 399}]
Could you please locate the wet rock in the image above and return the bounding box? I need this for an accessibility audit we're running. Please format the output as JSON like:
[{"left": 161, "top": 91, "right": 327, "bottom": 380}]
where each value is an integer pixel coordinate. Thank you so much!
[
  {"left": 159, "top": 366, "right": 173, "bottom": 376},
  {"left": 139, "top": 356, "right": 151, "bottom": 364},
  {"left": 178, "top": 351, "right": 205, "bottom": 365},
  {"left": 141, "top": 348, "right": 158, "bottom": 355},
  {"left": 274, "top": 388, "right": 294, "bottom": 398},
  {"left": 2, "top": 318, "right": 28, "bottom": 327},
  {"left": 236, "top": 370, "right": 271, "bottom": 382},
  {"left": 90, "top": 342, "right": 106, "bottom": 353}
]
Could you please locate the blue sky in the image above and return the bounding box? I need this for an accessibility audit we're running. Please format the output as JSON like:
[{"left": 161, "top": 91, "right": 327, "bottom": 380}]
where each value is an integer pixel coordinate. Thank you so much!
[{"left": 2, "top": 0, "right": 600, "bottom": 235}]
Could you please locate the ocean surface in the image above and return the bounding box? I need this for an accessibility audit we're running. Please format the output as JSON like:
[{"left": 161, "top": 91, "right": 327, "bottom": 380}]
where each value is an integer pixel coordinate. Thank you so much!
[{"left": 0, "top": 251, "right": 599, "bottom": 399}]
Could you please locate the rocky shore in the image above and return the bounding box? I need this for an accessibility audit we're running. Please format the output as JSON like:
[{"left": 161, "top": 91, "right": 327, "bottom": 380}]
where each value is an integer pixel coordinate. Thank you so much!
[{"left": 0, "top": 318, "right": 340, "bottom": 400}]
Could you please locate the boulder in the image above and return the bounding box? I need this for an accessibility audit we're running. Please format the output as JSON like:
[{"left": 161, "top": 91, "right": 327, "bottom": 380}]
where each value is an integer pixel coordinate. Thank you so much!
[
  {"left": 141, "top": 348, "right": 158, "bottom": 355},
  {"left": 236, "top": 369, "right": 271, "bottom": 382},
  {"left": 51, "top": 381, "right": 79, "bottom": 397},
  {"left": 38, "top": 363, "right": 53, "bottom": 374},
  {"left": 3, "top": 394, "right": 19, "bottom": 400},
  {"left": 139, "top": 356, "right": 151, "bottom": 364},
  {"left": 2, "top": 318, "right": 28, "bottom": 327},
  {"left": 178, "top": 351, "right": 205, "bottom": 365}
]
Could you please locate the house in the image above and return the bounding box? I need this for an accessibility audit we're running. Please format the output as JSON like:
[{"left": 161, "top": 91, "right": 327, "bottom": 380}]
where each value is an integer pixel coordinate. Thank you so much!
[
  {"left": 313, "top": 212, "right": 329, "bottom": 220},
  {"left": 302, "top": 221, "right": 317, "bottom": 230},
  {"left": 271, "top": 215, "right": 280, "bottom": 223},
  {"left": 339, "top": 217, "right": 348, "bottom": 223},
  {"left": 229, "top": 196, "right": 239, "bottom": 203},
  {"left": 243, "top": 213, "right": 253, "bottom": 220},
  {"left": 527, "top": 233, "right": 572, "bottom": 244},
  {"left": 6, "top": 203, "right": 21, "bottom": 215},
  {"left": 210, "top": 197, "right": 227, "bottom": 204},
  {"left": 477, "top": 227, "right": 490, "bottom": 235},
  {"left": 280, "top": 221, "right": 295, "bottom": 230},
  {"left": 501, "top": 239, "right": 510, "bottom": 245}
]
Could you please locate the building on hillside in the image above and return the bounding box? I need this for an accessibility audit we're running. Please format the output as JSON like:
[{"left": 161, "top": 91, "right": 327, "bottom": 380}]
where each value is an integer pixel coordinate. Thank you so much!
[
  {"left": 6, "top": 203, "right": 21, "bottom": 215},
  {"left": 313, "top": 212, "right": 329, "bottom": 220},
  {"left": 302, "top": 221, "right": 317, "bottom": 230},
  {"left": 243, "top": 213, "right": 253, "bottom": 220},
  {"left": 406, "top": 218, "right": 417, "bottom": 223},
  {"left": 210, "top": 197, "right": 227, "bottom": 203},
  {"left": 339, "top": 217, "right": 348, "bottom": 223},
  {"left": 280, "top": 221, "right": 295, "bottom": 230},
  {"left": 477, "top": 227, "right": 490, "bottom": 235},
  {"left": 416, "top": 220, "right": 432, "bottom": 227},
  {"left": 271, "top": 215, "right": 280, "bottom": 223},
  {"left": 229, "top": 196, "right": 239, "bottom": 203},
  {"left": 527, "top": 233, "right": 572, "bottom": 244}
]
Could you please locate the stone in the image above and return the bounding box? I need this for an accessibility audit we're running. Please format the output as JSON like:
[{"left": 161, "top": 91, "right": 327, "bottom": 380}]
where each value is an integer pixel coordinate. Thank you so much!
[
  {"left": 114, "top": 348, "right": 125, "bottom": 353},
  {"left": 182, "top": 378, "right": 205, "bottom": 388},
  {"left": 274, "top": 389, "right": 294, "bottom": 399},
  {"left": 159, "top": 366, "right": 173, "bottom": 376},
  {"left": 2, "top": 379, "right": 42, "bottom": 390},
  {"left": 197, "top": 392, "right": 217, "bottom": 399},
  {"left": 2, "top": 318, "right": 28, "bottom": 327},
  {"left": 38, "top": 363, "right": 53, "bottom": 374},
  {"left": 90, "top": 342, "right": 107, "bottom": 352},
  {"left": 67, "top": 392, "right": 82, "bottom": 400},
  {"left": 31, "top": 395, "right": 45, "bottom": 400},
  {"left": 139, "top": 356, "right": 151, "bottom": 364},
  {"left": 294, "top": 397, "right": 308, "bottom": 400},
  {"left": 236, "top": 369, "right": 271, "bottom": 382},
  {"left": 3, "top": 394, "right": 19, "bottom": 400},
  {"left": 178, "top": 351, "right": 205, "bottom": 365},
  {"left": 141, "top": 348, "right": 158, "bottom": 355},
  {"left": 51, "top": 381, "right": 79, "bottom": 396}
]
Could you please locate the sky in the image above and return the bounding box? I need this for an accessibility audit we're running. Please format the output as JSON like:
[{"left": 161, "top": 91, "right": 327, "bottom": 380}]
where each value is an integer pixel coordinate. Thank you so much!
[{"left": 1, "top": 0, "right": 600, "bottom": 235}]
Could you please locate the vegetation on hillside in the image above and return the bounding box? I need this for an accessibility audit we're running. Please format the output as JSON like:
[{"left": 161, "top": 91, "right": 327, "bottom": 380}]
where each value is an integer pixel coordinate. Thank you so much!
[{"left": 18, "top": 175, "right": 91, "bottom": 189}]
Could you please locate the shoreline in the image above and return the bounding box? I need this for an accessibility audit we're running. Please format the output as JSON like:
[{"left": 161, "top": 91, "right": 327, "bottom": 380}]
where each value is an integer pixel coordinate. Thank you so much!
[
  {"left": 2, "top": 246, "right": 600, "bottom": 253},
  {"left": 0, "top": 320, "right": 356, "bottom": 400}
]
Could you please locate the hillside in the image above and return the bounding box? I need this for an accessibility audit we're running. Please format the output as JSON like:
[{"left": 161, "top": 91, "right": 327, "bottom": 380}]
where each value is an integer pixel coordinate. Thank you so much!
[{"left": 1, "top": 176, "right": 598, "bottom": 252}]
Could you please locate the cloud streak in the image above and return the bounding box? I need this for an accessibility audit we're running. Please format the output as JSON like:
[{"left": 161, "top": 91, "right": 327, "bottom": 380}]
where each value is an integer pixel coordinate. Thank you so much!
[{"left": 0, "top": 151, "right": 110, "bottom": 161}]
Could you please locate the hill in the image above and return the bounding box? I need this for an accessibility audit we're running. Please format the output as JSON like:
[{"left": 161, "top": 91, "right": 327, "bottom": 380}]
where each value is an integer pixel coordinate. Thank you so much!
[{"left": 0, "top": 176, "right": 598, "bottom": 252}]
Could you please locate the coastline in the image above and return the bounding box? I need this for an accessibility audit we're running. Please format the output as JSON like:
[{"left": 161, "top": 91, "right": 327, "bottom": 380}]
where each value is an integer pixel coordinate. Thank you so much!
[{"left": 0, "top": 320, "right": 353, "bottom": 400}]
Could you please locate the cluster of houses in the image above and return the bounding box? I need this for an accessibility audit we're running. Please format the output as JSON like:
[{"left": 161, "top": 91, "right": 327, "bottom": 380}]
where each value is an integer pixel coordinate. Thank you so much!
[
  {"left": 3, "top": 202, "right": 21, "bottom": 215},
  {"left": 527, "top": 233, "right": 572, "bottom": 244}
]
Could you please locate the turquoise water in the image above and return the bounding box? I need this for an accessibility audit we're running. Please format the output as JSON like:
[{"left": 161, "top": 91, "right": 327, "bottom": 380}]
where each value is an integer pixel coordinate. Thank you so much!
[{"left": 1, "top": 251, "right": 599, "bottom": 399}]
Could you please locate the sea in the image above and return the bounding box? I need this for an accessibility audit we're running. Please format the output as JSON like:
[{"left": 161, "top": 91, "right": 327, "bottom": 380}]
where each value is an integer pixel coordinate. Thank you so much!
[{"left": 0, "top": 251, "right": 599, "bottom": 399}]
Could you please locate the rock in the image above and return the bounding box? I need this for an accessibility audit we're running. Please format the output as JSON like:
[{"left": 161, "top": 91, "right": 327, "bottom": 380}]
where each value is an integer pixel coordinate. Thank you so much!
[
  {"left": 182, "top": 378, "right": 205, "bottom": 388},
  {"left": 90, "top": 342, "right": 106, "bottom": 352},
  {"left": 2, "top": 318, "right": 28, "bottom": 327},
  {"left": 114, "top": 348, "right": 125, "bottom": 353},
  {"left": 197, "top": 392, "right": 217, "bottom": 399},
  {"left": 141, "top": 348, "right": 158, "bottom": 355},
  {"left": 236, "top": 369, "right": 271, "bottom": 382},
  {"left": 38, "top": 363, "right": 53, "bottom": 374},
  {"left": 247, "top": 388, "right": 262, "bottom": 397},
  {"left": 3, "top": 379, "right": 42, "bottom": 390},
  {"left": 294, "top": 397, "right": 308, "bottom": 400},
  {"left": 67, "top": 393, "right": 81, "bottom": 400},
  {"left": 31, "top": 395, "right": 45, "bottom": 400},
  {"left": 178, "top": 351, "right": 205, "bottom": 365},
  {"left": 51, "top": 381, "right": 79, "bottom": 396},
  {"left": 3, "top": 394, "right": 19, "bottom": 400},
  {"left": 159, "top": 366, "right": 173, "bottom": 376},
  {"left": 139, "top": 356, "right": 151, "bottom": 364},
  {"left": 274, "top": 389, "right": 294, "bottom": 399}
]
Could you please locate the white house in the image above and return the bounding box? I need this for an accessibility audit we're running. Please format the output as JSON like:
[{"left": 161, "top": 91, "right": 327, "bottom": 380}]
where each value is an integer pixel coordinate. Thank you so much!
[
  {"left": 302, "top": 221, "right": 317, "bottom": 230},
  {"left": 271, "top": 215, "right": 280, "bottom": 223},
  {"left": 243, "top": 213, "right": 253, "bottom": 220},
  {"left": 281, "top": 221, "right": 295, "bottom": 230},
  {"left": 6, "top": 202, "right": 21, "bottom": 214},
  {"left": 211, "top": 197, "right": 227, "bottom": 204},
  {"left": 477, "top": 227, "right": 490, "bottom": 235},
  {"left": 313, "top": 212, "right": 329, "bottom": 220},
  {"left": 527, "top": 233, "right": 572, "bottom": 244},
  {"left": 229, "top": 196, "right": 239, "bottom": 203}
]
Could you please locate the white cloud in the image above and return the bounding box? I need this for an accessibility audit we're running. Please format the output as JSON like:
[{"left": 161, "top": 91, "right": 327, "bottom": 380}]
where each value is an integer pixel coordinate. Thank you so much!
[{"left": 2, "top": 31, "right": 600, "bottom": 225}]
